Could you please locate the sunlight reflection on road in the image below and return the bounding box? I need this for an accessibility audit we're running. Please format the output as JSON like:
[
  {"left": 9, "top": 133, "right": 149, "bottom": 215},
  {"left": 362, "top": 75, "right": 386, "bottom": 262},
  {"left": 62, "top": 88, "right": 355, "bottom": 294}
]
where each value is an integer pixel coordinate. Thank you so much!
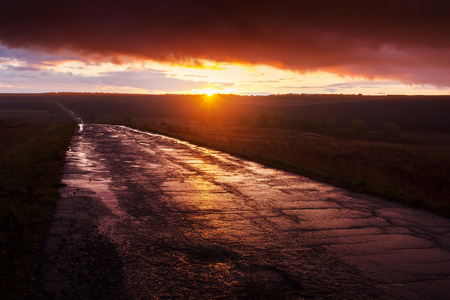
[
  {"left": 63, "top": 127, "right": 127, "bottom": 221},
  {"left": 47, "top": 123, "right": 450, "bottom": 299}
]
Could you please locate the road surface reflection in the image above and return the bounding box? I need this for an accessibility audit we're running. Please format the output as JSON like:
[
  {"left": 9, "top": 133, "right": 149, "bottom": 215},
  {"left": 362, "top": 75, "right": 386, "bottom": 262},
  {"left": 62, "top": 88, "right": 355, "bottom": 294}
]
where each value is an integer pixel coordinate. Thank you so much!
[{"left": 33, "top": 123, "right": 450, "bottom": 299}]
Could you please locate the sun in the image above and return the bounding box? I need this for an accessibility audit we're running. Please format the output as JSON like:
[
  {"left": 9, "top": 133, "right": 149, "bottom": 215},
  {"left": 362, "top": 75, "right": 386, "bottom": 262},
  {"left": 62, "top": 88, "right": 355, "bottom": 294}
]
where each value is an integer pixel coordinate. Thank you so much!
[{"left": 202, "top": 88, "right": 222, "bottom": 96}]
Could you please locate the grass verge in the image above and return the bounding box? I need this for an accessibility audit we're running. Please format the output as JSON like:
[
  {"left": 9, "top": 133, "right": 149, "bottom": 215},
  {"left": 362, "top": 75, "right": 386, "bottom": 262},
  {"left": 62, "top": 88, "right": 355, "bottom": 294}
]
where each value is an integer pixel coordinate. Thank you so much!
[{"left": 0, "top": 121, "right": 76, "bottom": 299}]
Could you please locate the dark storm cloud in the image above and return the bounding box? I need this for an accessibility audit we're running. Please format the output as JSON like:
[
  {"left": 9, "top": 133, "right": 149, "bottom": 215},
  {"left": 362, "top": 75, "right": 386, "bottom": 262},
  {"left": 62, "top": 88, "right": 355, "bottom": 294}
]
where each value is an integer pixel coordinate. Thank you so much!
[
  {"left": 0, "top": 45, "right": 88, "bottom": 66},
  {"left": 1, "top": 0, "right": 449, "bottom": 86}
]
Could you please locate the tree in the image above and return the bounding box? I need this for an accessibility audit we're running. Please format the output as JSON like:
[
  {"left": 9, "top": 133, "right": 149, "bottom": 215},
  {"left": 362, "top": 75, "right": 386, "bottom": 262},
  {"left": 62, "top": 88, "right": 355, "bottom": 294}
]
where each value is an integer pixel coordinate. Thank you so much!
[
  {"left": 381, "top": 122, "right": 401, "bottom": 139},
  {"left": 352, "top": 118, "right": 367, "bottom": 137}
]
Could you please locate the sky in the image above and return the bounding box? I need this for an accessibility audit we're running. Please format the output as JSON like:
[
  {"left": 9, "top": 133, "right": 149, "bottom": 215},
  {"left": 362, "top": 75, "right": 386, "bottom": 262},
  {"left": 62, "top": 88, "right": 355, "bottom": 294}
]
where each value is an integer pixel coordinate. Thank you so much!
[{"left": 1, "top": 0, "right": 450, "bottom": 95}]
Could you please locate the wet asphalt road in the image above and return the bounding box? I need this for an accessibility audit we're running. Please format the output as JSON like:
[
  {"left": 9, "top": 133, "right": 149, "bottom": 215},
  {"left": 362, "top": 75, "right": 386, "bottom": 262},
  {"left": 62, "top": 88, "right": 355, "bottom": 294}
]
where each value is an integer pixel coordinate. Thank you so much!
[{"left": 32, "top": 123, "right": 450, "bottom": 299}]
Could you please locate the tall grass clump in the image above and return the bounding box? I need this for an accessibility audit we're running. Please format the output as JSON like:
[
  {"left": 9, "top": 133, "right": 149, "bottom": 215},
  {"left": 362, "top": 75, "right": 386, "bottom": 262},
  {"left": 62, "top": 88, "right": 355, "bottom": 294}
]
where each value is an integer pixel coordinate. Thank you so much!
[{"left": 135, "top": 123, "right": 450, "bottom": 217}]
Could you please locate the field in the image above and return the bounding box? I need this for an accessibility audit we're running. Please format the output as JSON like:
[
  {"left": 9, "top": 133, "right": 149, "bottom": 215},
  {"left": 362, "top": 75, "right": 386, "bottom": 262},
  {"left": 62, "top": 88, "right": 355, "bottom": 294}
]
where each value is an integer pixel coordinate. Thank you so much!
[
  {"left": 4, "top": 93, "right": 450, "bottom": 133},
  {"left": 0, "top": 102, "right": 76, "bottom": 299}
]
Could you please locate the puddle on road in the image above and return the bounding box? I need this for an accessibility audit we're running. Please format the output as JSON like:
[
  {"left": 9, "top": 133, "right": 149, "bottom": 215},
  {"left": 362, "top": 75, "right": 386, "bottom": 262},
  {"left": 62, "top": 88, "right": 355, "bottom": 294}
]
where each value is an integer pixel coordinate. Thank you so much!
[
  {"left": 67, "top": 177, "right": 125, "bottom": 217},
  {"left": 64, "top": 132, "right": 126, "bottom": 218}
]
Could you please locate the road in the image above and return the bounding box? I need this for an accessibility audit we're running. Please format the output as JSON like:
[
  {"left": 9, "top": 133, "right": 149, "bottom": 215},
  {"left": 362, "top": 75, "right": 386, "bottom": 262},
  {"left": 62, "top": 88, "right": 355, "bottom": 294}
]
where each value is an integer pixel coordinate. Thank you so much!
[{"left": 32, "top": 123, "right": 450, "bottom": 299}]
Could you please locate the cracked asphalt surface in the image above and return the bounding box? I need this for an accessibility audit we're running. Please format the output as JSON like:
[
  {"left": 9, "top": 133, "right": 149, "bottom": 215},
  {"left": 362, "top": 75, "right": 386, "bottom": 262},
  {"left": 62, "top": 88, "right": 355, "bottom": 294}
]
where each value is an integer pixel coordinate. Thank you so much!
[{"left": 31, "top": 123, "right": 450, "bottom": 299}]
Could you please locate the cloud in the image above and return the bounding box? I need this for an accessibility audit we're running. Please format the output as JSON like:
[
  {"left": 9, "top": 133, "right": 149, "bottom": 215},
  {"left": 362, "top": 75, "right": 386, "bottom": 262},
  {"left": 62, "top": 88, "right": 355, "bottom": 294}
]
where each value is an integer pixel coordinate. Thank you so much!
[
  {"left": 246, "top": 80, "right": 281, "bottom": 83},
  {"left": 97, "top": 69, "right": 206, "bottom": 92},
  {"left": 0, "top": 1, "right": 449, "bottom": 88},
  {"left": 296, "top": 80, "right": 400, "bottom": 91},
  {"left": 0, "top": 53, "right": 206, "bottom": 93},
  {"left": 0, "top": 83, "right": 14, "bottom": 88},
  {"left": 0, "top": 45, "right": 85, "bottom": 67},
  {"left": 6, "top": 65, "right": 41, "bottom": 72}
]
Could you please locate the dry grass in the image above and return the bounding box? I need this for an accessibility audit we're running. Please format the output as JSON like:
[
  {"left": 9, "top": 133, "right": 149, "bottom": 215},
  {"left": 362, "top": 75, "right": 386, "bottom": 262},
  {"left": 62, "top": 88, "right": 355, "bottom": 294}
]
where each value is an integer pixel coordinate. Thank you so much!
[
  {"left": 136, "top": 124, "right": 450, "bottom": 216},
  {"left": 0, "top": 110, "right": 75, "bottom": 299}
]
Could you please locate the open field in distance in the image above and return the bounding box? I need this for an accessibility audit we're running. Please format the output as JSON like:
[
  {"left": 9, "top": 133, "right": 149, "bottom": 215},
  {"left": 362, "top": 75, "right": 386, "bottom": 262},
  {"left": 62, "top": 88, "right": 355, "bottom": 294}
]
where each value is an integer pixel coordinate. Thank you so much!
[{"left": 3, "top": 93, "right": 450, "bottom": 133}]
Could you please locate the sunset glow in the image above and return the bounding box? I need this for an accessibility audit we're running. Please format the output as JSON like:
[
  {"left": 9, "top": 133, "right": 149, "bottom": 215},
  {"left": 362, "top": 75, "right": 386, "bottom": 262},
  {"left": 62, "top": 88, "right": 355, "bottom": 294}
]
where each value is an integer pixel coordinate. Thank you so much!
[
  {"left": 0, "top": 1, "right": 449, "bottom": 95},
  {"left": 1, "top": 49, "right": 449, "bottom": 95}
]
